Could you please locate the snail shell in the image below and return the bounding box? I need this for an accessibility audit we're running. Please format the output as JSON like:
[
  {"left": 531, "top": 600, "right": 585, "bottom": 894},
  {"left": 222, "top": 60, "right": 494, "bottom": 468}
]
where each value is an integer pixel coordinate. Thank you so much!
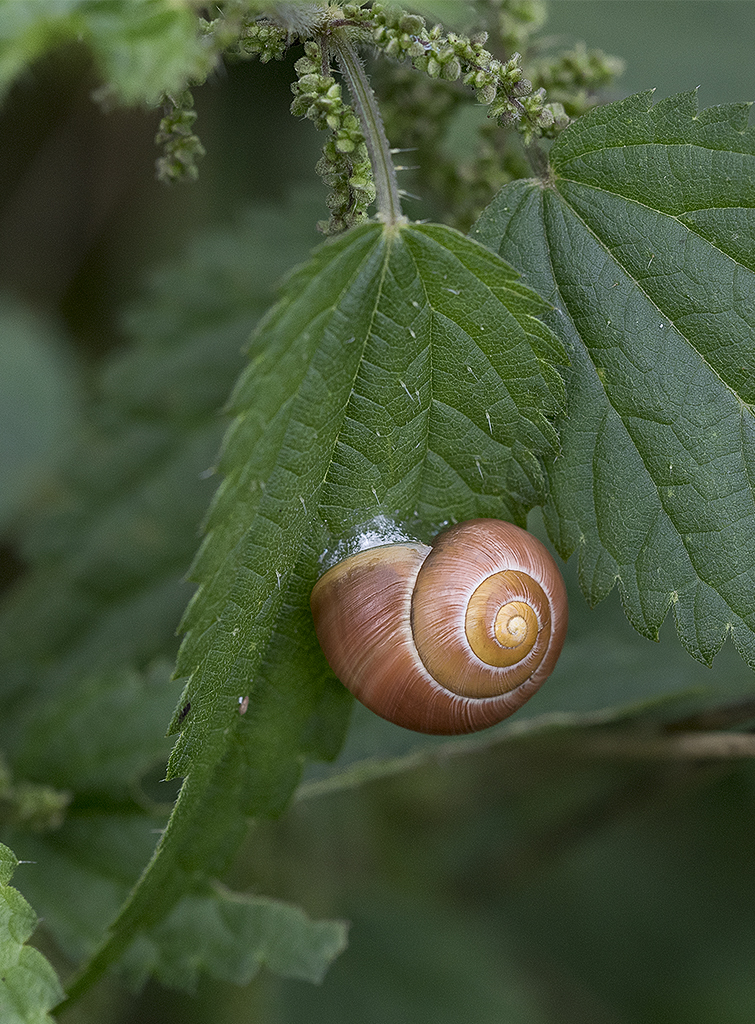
[{"left": 310, "top": 519, "right": 568, "bottom": 735}]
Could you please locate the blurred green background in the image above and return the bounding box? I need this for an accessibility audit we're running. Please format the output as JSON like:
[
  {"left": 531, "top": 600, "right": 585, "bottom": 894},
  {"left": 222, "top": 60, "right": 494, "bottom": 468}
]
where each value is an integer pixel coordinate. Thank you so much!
[{"left": 2, "top": 3, "right": 755, "bottom": 1022}]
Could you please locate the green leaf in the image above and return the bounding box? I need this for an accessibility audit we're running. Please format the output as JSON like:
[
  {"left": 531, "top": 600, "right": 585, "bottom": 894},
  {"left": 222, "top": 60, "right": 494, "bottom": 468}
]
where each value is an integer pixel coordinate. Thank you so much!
[
  {"left": 472, "top": 90, "right": 755, "bottom": 670},
  {"left": 171, "top": 220, "right": 565, "bottom": 780},
  {"left": 65, "top": 220, "right": 565, "bottom": 1000},
  {"left": 0, "top": 0, "right": 214, "bottom": 106},
  {"left": 118, "top": 886, "right": 348, "bottom": 991},
  {"left": 0, "top": 844, "right": 64, "bottom": 1024}
]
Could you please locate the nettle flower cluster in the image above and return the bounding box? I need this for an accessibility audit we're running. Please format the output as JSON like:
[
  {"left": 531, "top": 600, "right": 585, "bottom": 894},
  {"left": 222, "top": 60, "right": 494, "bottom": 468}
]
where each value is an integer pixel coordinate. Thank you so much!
[
  {"left": 367, "top": 4, "right": 567, "bottom": 139},
  {"left": 239, "top": 4, "right": 568, "bottom": 142},
  {"left": 290, "top": 40, "right": 376, "bottom": 233},
  {"left": 235, "top": 2, "right": 570, "bottom": 232},
  {"left": 155, "top": 91, "right": 206, "bottom": 184},
  {"left": 164, "top": 2, "right": 596, "bottom": 230}
]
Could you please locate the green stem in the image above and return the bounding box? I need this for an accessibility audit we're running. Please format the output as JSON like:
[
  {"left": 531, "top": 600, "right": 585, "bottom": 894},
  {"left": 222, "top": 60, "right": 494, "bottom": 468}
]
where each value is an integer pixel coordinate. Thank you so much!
[
  {"left": 331, "top": 36, "right": 403, "bottom": 227},
  {"left": 526, "top": 138, "right": 550, "bottom": 181}
]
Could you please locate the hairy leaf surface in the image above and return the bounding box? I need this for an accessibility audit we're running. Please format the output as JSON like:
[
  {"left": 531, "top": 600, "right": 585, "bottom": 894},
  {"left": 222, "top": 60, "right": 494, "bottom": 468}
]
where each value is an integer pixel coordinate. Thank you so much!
[
  {"left": 472, "top": 91, "right": 755, "bottom": 668},
  {"left": 170, "top": 221, "right": 565, "bottom": 781},
  {"left": 68, "top": 221, "right": 566, "bottom": 997}
]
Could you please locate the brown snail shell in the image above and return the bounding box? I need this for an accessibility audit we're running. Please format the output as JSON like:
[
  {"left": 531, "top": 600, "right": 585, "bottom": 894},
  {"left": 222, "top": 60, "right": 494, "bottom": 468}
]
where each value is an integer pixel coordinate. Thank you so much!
[{"left": 310, "top": 519, "right": 568, "bottom": 735}]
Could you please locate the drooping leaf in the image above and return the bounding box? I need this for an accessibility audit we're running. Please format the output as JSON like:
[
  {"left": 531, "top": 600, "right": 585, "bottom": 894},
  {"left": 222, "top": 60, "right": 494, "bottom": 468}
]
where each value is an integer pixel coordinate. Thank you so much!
[
  {"left": 0, "top": 844, "right": 64, "bottom": 1024},
  {"left": 66, "top": 220, "right": 565, "bottom": 998},
  {"left": 472, "top": 90, "right": 755, "bottom": 670},
  {"left": 171, "top": 220, "right": 565, "bottom": 782}
]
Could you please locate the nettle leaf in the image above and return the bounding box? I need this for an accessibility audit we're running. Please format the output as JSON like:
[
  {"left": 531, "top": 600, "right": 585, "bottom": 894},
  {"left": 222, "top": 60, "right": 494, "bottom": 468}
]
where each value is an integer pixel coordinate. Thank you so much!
[
  {"left": 472, "top": 90, "right": 755, "bottom": 670},
  {"left": 70, "top": 221, "right": 565, "bottom": 996},
  {"left": 0, "top": 0, "right": 214, "bottom": 105},
  {"left": 0, "top": 844, "right": 63, "bottom": 1024},
  {"left": 118, "top": 887, "right": 348, "bottom": 991},
  {"left": 171, "top": 221, "right": 565, "bottom": 782}
]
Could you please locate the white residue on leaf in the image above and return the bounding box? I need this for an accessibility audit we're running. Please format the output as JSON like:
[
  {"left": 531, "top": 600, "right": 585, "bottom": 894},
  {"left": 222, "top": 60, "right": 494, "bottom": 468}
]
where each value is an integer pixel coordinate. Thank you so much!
[
  {"left": 317, "top": 514, "right": 423, "bottom": 572},
  {"left": 353, "top": 515, "right": 419, "bottom": 552}
]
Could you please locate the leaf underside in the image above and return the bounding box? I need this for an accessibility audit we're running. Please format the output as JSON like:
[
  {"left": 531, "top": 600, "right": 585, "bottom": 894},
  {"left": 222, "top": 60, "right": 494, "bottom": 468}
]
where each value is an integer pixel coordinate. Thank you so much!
[
  {"left": 118, "top": 888, "right": 348, "bottom": 991},
  {"left": 472, "top": 90, "right": 755, "bottom": 670}
]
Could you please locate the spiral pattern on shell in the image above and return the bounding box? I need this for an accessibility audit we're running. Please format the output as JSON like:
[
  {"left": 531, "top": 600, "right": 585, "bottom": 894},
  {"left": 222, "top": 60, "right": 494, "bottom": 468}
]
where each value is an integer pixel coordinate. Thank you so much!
[{"left": 310, "top": 519, "right": 568, "bottom": 735}]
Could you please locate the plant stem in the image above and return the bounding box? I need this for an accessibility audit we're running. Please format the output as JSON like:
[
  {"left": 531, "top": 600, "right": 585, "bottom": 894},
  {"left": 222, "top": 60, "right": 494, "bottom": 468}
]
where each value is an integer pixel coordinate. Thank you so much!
[
  {"left": 526, "top": 138, "right": 551, "bottom": 180},
  {"left": 331, "top": 36, "right": 404, "bottom": 227}
]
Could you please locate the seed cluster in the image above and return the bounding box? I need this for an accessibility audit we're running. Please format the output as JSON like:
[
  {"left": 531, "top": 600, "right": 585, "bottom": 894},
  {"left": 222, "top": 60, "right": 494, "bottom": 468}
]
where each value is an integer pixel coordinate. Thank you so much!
[
  {"left": 361, "top": 3, "right": 568, "bottom": 142},
  {"left": 291, "top": 41, "right": 376, "bottom": 233},
  {"left": 155, "top": 92, "right": 206, "bottom": 184},
  {"left": 155, "top": 2, "right": 621, "bottom": 225}
]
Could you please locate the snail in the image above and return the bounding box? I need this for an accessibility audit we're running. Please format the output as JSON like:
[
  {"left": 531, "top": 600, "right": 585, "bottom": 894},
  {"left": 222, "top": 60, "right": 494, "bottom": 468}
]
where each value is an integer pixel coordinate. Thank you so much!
[{"left": 310, "top": 519, "right": 568, "bottom": 735}]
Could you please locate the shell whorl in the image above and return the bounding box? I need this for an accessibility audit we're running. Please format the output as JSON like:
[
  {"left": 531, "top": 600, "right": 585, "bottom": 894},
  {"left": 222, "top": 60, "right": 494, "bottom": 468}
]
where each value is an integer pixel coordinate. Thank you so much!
[{"left": 310, "top": 519, "right": 568, "bottom": 735}]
